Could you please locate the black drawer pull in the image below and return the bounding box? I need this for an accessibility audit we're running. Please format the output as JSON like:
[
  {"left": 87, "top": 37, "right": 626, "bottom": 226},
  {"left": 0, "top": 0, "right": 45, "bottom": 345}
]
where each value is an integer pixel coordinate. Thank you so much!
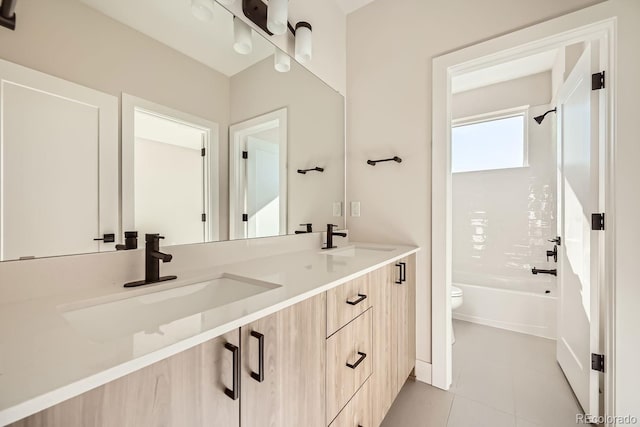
[
  {"left": 224, "top": 342, "right": 239, "bottom": 400},
  {"left": 395, "top": 263, "right": 402, "bottom": 284},
  {"left": 346, "top": 351, "right": 367, "bottom": 369},
  {"left": 400, "top": 262, "right": 407, "bottom": 283},
  {"left": 250, "top": 331, "right": 265, "bottom": 383},
  {"left": 346, "top": 293, "right": 367, "bottom": 306}
]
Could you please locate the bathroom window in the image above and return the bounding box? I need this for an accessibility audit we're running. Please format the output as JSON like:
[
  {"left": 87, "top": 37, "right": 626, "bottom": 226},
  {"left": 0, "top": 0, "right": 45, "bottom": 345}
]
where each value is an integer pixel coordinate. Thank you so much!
[{"left": 451, "top": 111, "right": 527, "bottom": 173}]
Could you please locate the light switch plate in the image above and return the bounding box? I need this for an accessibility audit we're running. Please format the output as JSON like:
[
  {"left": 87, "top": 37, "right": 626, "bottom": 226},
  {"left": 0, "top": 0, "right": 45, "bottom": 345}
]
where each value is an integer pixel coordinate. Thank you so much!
[
  {"left": 333, "top": 202, "right": 342, "bottom": 217},
  {"left": 351, "top": 201, "right": 361, "bottom": 217}
]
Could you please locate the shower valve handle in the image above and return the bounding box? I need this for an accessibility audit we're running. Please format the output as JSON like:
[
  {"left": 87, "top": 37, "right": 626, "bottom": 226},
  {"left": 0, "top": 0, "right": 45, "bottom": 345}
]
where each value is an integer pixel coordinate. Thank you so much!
[{"left": 546, "top": 245, "right": 558, "bottom": 263}]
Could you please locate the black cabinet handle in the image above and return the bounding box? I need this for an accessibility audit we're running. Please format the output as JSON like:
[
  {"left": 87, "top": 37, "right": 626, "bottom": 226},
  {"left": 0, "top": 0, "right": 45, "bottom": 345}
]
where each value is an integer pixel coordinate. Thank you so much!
[
  {"left": 400, "top": 262, "right": 407, "bottom": 283},
  {"left": 346, "top": 293, "right": 367, "bottom": 306},
  {"left": 224, "top": 342, "right": 239, "bottom": 400},
  {"left": 346, "top": 351, "right": 367, "bottom": 369},
  {"left": 395, "top": 263, "right": 402, "bottom": 284},
  {"left": 250, "top": 331, "right": 265, "bottom": 383}
]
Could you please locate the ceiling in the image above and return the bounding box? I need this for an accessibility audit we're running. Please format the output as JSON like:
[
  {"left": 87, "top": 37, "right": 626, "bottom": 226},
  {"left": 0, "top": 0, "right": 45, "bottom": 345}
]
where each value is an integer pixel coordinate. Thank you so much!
[
  {"left": 335, "top": 0, "right": 377, "bottom": 14},
  {"left": 79, "top": 0, "right": 274, "bottom": 76},
  {"left": 452, "top": 49, "right": 559, "bottom": 94}
]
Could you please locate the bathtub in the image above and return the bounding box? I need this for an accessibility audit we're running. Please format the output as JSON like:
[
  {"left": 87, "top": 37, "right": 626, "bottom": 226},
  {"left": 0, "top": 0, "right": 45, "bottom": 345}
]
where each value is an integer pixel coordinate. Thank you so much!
[{"left": 452, "top": 273, "right": 557, "bottom": 339}]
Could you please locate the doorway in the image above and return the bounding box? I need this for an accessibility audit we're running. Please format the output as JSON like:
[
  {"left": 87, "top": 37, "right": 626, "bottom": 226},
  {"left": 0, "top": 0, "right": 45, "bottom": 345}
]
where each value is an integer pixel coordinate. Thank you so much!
[
  {"left": 122, "top": 94, "right": 220, "bottom": 245},
  {"left": 432, "top": 17, "right": 614, "bottom": 422},
  {"left": 229, "top": 108, "right": 288, "bottom": 240}
]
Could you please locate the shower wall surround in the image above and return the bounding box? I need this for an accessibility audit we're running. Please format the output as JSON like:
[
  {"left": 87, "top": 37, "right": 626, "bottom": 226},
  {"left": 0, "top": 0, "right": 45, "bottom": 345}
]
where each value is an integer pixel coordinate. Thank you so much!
[{"left": 452, "top": 73, "right": 557, "bottom": 291}]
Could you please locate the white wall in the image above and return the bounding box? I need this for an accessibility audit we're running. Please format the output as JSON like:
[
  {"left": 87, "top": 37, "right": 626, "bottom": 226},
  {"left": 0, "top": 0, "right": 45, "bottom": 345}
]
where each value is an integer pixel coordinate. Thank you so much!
[
  {"left": 230, "top": 56, "right": 345, "bottom": 233},
  {"left": 452, "top": 74, "right": 557, "bottom": 290},
  {"left": 223, "top": 0, "right": 347, "bottom": 95},
  {"left": 346, "top": 0, "right": 604, "bottom": 372}
]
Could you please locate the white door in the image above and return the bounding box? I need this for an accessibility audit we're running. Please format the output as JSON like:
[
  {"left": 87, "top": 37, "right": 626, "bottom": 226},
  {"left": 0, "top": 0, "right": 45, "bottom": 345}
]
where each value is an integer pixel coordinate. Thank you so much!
[
  {"left": 0, "top": 60, "right": 118, "bottom": 260},
  {"left": 246, "top": 136, "right": 281, "bottom": 238},
  {"left": 556, "top": 43, "right": 602, "bottom": 417}
]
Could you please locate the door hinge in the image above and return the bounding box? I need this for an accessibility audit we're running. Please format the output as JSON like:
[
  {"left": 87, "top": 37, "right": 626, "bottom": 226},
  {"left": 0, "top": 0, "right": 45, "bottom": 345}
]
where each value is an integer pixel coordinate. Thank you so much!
[
  {"left": 591, "top": 213, "right": 605, "bottom": 231},
  {"left": 242, "top": 214, "right": 248, "bottom": 222},
  {"left": 242, "top": 151, "right": 248, "bottom": 159},
  {"left": 591, "top": 353, "right": 605, "bottom": 372},
  {"left": 592, "top": 71, "right": 605, "bottom": 90},
  {"left": 201, "top": 148, "right": 206, "bottom": 157},
  {"left": 201, "top": 213, "right": 206, "bottom": 222}
]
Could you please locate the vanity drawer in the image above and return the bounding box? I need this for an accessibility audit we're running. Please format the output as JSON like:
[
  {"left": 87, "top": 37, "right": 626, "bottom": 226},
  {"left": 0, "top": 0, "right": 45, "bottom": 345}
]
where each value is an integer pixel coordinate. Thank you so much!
[
  {"left": 329, "top": 379, "right": 371, "bottom": 427},
  {"left": 327, "top": 273, "right": 371, "bottom": 337},
  {"left": 326, "top": 309, "right": 373, "bottom": 423}
]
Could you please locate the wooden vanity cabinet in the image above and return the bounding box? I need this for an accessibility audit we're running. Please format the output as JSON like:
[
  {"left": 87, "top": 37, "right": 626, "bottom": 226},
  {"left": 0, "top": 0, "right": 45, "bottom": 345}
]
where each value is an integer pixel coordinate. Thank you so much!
[
  {"left": 241, "top": 293, "right": 326, "bottom": 427},
  {"left": 11, "top": 330, "right": 241, "bottom": 427},
  {"left": 395, "top": 255, "right": 416, "bottom": 389}
]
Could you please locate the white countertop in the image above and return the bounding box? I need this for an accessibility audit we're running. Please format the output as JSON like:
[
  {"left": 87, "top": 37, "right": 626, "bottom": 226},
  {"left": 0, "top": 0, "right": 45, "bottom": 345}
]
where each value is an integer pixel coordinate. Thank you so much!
[{"left": 0, "top": 242, "right": 418, "bottom": 426}]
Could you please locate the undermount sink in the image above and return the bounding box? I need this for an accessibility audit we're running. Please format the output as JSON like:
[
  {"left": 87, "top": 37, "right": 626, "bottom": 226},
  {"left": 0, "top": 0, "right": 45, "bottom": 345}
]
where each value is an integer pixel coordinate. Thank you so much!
[
  {"left": 60, "top": 274, "right": 281, "bottom": 344},
  {"left": 321, "top": 245, "right": 396, "bottom": 257}
]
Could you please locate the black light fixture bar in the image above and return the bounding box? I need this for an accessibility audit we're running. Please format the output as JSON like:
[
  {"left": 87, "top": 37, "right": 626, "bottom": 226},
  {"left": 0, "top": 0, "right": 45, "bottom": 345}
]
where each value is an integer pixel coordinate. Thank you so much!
[
  {"left": 0, "top": 0, "right": 17, "bottom": 31},
  {"left": 297, "top": 167, "right": 324, "bottom": 174},
  {"left": 242, "top": 0, "right": 300, "bottom": 36},
  {"left": 367, "top": 156, "right": 402, "bottom": 166}
]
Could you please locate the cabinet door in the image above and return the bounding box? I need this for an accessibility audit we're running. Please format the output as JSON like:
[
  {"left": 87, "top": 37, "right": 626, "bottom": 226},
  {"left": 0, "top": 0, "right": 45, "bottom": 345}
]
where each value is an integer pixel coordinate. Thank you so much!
[
  {"left": 370, "top": 265, "right": 397, "bottom": 427},
  {"left": 396, "top": 254, "right": 416, "bottom": 388},
  {"left": 11, "top": 331, "right": 240, "bottom": 427},
  {"left": 328, "top": 379, "right": 371, "bottom": 427},
  {"left": 241, "top": 293, "right": 326, "bottom": 427}
]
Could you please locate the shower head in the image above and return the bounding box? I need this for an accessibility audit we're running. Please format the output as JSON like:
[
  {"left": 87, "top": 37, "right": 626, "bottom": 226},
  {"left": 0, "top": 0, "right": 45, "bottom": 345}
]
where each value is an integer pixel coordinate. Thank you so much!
[{"left": 533, "top": 108, "right": 557, "bottom": 124}]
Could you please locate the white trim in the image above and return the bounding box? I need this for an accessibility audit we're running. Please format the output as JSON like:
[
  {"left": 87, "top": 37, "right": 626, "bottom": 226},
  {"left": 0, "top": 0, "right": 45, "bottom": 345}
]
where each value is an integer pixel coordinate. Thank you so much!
[
  {"left": 121, "top": 94, "right": 220, "bottom": 242},
  {"left": 414, "top": 360, "right": 432, "bottom": 384},
  {"left": 229, "top": 108, "right": 288, "bottom": 240},
  {"left": 431, "top": 7, "right": 616, "bottom": 421}
]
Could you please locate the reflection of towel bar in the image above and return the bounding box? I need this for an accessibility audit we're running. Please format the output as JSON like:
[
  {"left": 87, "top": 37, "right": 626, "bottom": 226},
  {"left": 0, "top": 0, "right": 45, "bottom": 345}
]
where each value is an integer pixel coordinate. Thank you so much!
[
  {"left": 297, "top": 167, "right": 324, "bottom": 174},
  {"left": 367, "top": 156, "right": 402, "bottom": 166}
]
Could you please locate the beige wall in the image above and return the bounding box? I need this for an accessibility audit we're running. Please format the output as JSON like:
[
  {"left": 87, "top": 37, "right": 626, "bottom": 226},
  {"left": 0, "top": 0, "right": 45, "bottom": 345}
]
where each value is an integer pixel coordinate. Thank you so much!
[
  {"left": 230, "top": 57, "right": 345, "bottom": 233},
  {"left": 0, "top": 0, "right": 232, "bottom": 238},
  {"left": 346, "top": 0, "right": 604, "bottom": 368},
  {"left": 452, "top": 71, "right": 552, "bottom": 119}
]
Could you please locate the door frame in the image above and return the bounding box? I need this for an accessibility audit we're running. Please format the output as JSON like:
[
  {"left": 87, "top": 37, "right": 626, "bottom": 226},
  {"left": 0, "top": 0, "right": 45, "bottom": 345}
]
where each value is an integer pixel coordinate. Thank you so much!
[
  {"left": 121, "top": 94, "right": 220, "bottom": 242},
  {"left": 228, "top": 108, "right": 288, "bottom": 240},
  {"left": 431, "top": 7, "right": 616, "bottom": 420}
]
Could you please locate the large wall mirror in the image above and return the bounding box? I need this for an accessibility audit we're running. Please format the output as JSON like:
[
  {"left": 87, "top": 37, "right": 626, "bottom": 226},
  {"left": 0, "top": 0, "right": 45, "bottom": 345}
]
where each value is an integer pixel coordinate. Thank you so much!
[{"left": 0, "top": 0, "right": 345, "bottom": 261}]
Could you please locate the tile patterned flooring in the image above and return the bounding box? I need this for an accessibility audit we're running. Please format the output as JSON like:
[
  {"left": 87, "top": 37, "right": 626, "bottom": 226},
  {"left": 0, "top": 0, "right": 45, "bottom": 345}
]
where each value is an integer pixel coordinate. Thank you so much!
[{"left": 381, "top": 320, "right": 584, "bottom": 427}]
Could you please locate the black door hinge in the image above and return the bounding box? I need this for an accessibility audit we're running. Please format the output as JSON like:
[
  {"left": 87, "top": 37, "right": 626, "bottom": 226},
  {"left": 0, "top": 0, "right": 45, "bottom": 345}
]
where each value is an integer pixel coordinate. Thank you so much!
[
  {"left": 591, "top": 213, "right": 605, "bottom": 231},
  {"left": 201, "top": 213, "right": 206, "bottom": 222},
  {"left": 592, "top": 71, "right": 605, "bottom": 90},
  {"left": 591, "top": 353, "right": 604, "bottom": 372},
  {"left": 242, "top": 214, "right": 248, "bottom": 222},
  {"left": 242, "top": 151, "right": 248, "bottom": 159},
  {"left": 201, "top": 148, "right": 206, "bottom": 157}
]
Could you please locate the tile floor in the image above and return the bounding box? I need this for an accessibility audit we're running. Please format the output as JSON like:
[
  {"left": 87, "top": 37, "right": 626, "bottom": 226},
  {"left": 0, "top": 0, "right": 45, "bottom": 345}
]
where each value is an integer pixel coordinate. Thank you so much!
[{"left": 381, "top": 320, "right": 585, "bottom": 427}]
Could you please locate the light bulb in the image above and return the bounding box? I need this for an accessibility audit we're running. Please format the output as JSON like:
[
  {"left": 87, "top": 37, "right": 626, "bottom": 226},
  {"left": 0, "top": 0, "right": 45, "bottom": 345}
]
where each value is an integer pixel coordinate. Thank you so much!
[
  {"left": 267, "top": 0, "right": 288, "bottom": 35},
  {"left": 295, "top": 22, "right": 312, "bottom": 63},
  {"left": 274, "top": 49, "right": 291, "bottom": 72},
  {"left": 233, "top": 17, "right": 253, "bottom": 55},
  {"left": 191, "top": 0, "right": 215, "bottom": 22}
]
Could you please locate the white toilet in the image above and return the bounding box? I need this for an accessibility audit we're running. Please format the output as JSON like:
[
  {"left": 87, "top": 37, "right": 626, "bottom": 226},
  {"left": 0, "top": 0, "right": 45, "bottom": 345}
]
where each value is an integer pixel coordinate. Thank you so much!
[{"left": 451, "top": 286, "right": 464, "bottom": 344}]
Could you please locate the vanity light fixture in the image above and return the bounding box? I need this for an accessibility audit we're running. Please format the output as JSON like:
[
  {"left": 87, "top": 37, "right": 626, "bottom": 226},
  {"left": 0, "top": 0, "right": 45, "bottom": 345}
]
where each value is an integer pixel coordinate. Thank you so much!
[
  {"left": 191, "top": 0, "right": 215, "bottom": 22},
  {"left": 294, "top": 22, "right": 312, "bottom": 63},
  {"left": 233, "top": 17, "right": 253, "bottom": 54},
  {"left": 0, "top": 0, "right": 17, "bottom": 30},
  {"left": 274, "top": 48, "right": 291, "bottom": 72},
  {"left": 267, "top": 0, "right": 288, "bottom": 35},
  {"left": 241, "top": 0, "right": 313, "bottom": 64}
]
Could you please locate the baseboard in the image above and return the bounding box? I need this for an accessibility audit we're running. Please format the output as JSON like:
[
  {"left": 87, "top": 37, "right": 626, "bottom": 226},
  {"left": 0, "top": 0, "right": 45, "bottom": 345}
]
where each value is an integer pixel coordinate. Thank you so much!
[
  {"left": 414, "top": 360, "right": 432, "bottom": 384},
  {"left": 453, "top": 313, "right": 556, "bottom": 340}
]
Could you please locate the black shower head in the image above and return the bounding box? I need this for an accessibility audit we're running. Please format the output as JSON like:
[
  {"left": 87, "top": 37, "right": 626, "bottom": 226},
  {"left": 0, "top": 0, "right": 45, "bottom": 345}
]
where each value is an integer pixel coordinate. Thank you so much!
[{"left": 533, "top": 108, "right": 557, "bottom": 124}]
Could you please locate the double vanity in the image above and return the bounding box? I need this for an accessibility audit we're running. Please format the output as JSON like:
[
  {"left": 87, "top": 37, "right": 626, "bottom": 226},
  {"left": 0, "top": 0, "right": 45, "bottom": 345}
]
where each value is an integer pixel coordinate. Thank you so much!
[{"left": 0, "top": 241, "right": 417, "bottom": 426}]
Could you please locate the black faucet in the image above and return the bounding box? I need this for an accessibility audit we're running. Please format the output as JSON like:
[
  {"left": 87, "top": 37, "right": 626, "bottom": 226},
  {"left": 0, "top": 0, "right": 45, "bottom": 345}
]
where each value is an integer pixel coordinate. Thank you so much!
[
  {"left": 124, "top": 234, "right": 177, "bottom": 288},
  {"left": 295, "top": 223, "right": 313, "bottom": 234},
  {"left": 532, "top": 267, "right": 557, "bottom": 276},
  {"left": 323, "top": 224, "right": 347, "bottom": 250}
]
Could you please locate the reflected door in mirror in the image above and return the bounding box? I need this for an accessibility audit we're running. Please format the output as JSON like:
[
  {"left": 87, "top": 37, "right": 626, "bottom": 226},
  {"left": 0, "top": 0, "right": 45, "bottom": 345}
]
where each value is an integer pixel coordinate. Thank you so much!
[{"left": 0, "top": 60, "right": 118, "bottom": 261}]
